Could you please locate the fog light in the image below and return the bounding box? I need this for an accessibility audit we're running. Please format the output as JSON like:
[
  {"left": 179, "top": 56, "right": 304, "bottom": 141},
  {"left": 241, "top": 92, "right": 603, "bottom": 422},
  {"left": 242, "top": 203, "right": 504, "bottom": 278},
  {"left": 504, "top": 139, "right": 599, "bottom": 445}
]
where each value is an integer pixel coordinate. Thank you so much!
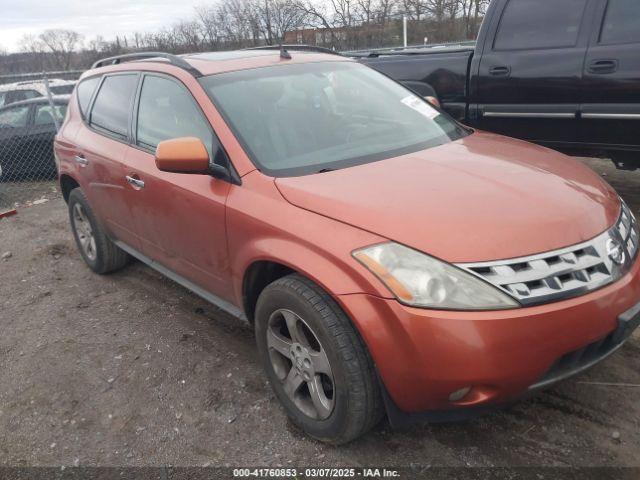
[{"left": 448, "top": 386, "right": 471, "bottom": 403}]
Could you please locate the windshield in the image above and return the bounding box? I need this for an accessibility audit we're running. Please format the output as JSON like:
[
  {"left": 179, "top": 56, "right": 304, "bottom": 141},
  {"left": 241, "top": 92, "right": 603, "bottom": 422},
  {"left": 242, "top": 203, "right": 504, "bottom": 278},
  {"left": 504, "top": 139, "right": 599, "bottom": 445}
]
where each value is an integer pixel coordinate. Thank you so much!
[{"left": 200, "top": 62, "right": 468, "bottom": 176}]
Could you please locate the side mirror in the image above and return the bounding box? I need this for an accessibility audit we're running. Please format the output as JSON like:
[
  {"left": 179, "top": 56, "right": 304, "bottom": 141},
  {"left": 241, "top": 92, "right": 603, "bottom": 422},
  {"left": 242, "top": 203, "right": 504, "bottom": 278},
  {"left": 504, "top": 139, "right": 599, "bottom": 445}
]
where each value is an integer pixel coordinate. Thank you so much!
[
  {"left": 155, "top": 137, "right": 213, "bottom": 175},
  {"left": 424, "top": 96, "right": 441, "bottom": 109}
]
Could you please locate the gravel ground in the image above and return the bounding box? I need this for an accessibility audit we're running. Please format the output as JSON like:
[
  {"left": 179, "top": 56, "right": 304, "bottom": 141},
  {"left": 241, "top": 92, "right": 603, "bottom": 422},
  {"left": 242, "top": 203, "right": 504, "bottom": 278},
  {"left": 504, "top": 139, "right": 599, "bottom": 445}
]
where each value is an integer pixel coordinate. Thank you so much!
[
  {"left": 0, "top": 157, "right": 639, "bottom": 470},
  {"left": 0, "top": 181, "right": 58, "bottom": 211}
]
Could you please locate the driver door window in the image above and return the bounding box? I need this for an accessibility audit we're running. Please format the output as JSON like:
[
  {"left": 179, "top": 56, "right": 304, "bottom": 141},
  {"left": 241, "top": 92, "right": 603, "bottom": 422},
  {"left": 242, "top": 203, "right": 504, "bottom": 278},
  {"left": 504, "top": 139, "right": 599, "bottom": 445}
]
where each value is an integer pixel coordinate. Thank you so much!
[
  {"left": 0, "top": 105, "right": 29, "bottom": 128},
  {"left": 0, "top": 106, "right": 30, "bottom": 128},
  {"left": 136, "top": 75, "right": 221, "bottom": 161}
]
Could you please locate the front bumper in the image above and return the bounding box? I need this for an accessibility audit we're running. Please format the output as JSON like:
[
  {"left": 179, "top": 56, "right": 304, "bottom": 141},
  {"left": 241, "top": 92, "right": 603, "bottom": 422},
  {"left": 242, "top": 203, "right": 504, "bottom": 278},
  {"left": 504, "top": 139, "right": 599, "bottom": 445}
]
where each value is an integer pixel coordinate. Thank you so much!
[{"left": 337, "top": 255, "right": 640, "bottom": 418}]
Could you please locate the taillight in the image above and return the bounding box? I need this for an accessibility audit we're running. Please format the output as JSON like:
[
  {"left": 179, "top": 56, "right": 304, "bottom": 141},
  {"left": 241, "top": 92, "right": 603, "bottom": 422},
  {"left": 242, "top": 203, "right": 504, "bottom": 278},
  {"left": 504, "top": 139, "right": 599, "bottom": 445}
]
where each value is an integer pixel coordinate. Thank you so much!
[{"left": 424, "top": 96, "right": 440, "bottom": 108}]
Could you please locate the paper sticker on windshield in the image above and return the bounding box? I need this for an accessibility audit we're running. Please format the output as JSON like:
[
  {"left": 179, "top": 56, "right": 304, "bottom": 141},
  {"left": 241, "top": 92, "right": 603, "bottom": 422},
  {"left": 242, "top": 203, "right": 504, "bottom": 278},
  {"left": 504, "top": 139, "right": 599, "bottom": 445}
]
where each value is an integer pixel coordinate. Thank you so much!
[{"left": 401, "top": 95, "right": 439, "bottom": 120}]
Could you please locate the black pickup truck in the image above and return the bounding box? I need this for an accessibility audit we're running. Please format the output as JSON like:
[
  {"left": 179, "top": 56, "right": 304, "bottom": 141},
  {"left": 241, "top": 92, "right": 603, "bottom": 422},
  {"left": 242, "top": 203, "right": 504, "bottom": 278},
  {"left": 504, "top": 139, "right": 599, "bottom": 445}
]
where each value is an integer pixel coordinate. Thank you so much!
[{"left": 353, "top": 0, "right": 640, "bottom": 170}]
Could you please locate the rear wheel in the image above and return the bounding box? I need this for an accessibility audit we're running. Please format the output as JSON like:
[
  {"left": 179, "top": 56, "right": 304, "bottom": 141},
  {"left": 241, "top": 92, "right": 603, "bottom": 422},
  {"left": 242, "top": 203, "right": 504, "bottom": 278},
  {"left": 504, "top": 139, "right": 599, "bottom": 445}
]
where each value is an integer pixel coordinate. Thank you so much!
[
  {"left": 68, "top": 188, "right": 129, "bottom": 274},
  {"left": 255, "top": 274, "right": 383, "bottom": 444}
]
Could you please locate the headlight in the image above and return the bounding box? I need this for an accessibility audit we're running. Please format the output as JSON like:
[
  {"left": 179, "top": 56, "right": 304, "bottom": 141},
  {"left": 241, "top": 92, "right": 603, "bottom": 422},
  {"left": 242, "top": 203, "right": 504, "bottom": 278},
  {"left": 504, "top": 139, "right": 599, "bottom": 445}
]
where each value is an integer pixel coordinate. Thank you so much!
[{"left": 353, "top": 242, "right": 520, "bottom": 310}]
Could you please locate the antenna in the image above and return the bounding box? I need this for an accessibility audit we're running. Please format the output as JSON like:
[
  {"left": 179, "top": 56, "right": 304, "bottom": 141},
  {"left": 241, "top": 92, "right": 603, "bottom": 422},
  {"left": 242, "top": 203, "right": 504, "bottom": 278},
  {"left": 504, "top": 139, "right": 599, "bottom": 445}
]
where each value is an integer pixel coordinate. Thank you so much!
[{"left": 279, "top": 44, "right": 292, "bottom": 60}]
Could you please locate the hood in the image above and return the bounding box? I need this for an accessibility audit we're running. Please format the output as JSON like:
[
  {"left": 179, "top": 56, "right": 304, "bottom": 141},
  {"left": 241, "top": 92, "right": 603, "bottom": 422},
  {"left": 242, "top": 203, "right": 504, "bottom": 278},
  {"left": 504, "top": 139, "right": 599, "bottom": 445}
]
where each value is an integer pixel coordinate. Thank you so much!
[{"left": 275, "top": 131, "right": 620, "bottom": 263}]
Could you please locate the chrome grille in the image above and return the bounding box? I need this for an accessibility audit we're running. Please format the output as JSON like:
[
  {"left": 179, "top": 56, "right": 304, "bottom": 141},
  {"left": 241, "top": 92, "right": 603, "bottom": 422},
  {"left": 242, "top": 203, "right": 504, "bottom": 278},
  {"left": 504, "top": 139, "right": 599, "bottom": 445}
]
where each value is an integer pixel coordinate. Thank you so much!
[{"left": 457, "top": 201, "right": 639, "bottom": 306}]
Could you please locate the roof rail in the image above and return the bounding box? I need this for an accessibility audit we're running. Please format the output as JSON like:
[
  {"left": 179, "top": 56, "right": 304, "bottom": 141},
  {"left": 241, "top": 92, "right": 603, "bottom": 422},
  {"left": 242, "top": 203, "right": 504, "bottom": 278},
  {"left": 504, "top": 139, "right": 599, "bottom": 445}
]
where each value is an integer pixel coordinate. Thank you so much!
[
  {"left": 91, "top": 52, "right": 202, "bottom": 77},
  {"left": 343, "top": 40, "right": 476, "bottom": 57},
  {"left": 245, "top": 45, "right": 342, "bottom": 56}
]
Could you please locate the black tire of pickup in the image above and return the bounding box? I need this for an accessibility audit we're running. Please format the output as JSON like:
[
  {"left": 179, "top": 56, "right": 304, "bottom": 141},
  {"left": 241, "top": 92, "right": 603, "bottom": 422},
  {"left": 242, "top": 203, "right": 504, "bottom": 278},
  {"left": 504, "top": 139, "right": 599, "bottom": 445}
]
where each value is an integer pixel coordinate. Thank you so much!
[{"left": 611, "top": 151, "right": 640, "bottom": 171}]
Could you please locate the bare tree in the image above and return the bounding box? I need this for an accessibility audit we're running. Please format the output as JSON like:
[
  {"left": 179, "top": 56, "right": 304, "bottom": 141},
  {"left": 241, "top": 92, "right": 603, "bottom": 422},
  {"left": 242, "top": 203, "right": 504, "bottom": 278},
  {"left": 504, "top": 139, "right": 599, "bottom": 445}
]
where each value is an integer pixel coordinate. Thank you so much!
[
  {"left": 208, "top": 0, "right": 261, "bottom": 47},
  {"left": 38, "top": 29, "right": 84, "bottom": 70},
  {"left": 299, "top": 1, "right": 339, "bottom": 46},
  {"left": 17, "top": 34, "right": 48, "bottom": 71},
  {"left": 256, "top": 0, "right": 309, "bottom": 44},
  {"left": 19, "top": 34, "right": 44, "bottom": 54},
  {"left": 195, "top": 5, "right": 223, "bottom": 49},
  {"left": 354, "top": 0, "right": 397, "bottom": 47},
  {"left": 471, "top": 0, "right": 489, "bottom": 36},
  {"left": 444, "top": 0, "right": 488, "bottom": 39},
  {"left": 402, "top": 0, "right": 427, "bottom": 21},
  {"left": 173, "top": 20, "right": 204, "bottom": 52}
]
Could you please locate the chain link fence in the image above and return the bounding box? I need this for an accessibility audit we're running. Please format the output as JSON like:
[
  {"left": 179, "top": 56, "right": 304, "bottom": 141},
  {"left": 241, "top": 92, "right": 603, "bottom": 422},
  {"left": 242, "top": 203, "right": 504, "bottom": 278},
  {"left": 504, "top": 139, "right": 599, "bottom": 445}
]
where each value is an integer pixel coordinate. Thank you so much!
[{"left": 0, "top": 72, "right": 82, "bottom": 210}]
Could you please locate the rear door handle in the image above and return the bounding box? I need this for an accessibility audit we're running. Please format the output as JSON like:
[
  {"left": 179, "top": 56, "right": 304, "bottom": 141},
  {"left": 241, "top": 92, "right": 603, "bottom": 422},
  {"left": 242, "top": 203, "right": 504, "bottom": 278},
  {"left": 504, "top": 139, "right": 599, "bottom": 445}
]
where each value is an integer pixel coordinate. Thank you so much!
[
  {"left": 125, "top": 175, "right": 145, "bottom": 189},
  {"left": 489, "top": 66, "right": 511, "bottom": 76},
  {"left": 74, "top": 155, "right": 88, "bottom": 166},
  {"left": 588, "top": 59, "right": 618, "bottom": 74}
]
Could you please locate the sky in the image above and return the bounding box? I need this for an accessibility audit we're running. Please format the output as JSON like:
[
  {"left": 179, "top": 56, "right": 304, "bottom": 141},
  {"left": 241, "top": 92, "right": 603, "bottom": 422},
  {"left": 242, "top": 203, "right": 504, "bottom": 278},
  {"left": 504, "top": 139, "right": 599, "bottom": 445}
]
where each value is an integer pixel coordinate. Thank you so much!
[{"left": 0, "top": 0, "right": 205, "bottom": 52}]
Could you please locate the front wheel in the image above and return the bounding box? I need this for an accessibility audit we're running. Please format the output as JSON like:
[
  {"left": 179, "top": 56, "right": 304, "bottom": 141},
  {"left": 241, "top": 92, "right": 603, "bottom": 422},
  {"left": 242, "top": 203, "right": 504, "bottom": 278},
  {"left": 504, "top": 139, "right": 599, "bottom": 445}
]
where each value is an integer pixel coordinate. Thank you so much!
[{"left": 255, "top": 274, "right": 383, "bottom": 444}]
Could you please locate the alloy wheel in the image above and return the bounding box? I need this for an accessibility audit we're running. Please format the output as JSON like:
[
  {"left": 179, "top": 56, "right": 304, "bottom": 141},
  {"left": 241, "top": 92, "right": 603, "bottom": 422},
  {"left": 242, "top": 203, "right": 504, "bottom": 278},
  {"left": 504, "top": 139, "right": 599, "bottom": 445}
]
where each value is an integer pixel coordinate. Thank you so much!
[
  {"left": 72, "top": 203, "right": 97, "bottom": 261},
  {"left": 266, "top": 308, "right": 335, "bottom": 420}
]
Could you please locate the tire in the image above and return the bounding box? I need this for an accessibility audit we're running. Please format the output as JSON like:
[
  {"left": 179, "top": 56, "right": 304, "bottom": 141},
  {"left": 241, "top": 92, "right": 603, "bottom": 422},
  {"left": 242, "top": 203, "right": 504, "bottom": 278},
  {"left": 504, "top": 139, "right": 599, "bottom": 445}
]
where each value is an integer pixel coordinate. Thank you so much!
[
  {"left": 611, "top": 151, "right": 640, "bottom": 171},
  {"left": 68, "top": 188, "right": 129, "bottom": 274},
  {"left": 255, "top": 273, "right": 384, "bottom": 444}
]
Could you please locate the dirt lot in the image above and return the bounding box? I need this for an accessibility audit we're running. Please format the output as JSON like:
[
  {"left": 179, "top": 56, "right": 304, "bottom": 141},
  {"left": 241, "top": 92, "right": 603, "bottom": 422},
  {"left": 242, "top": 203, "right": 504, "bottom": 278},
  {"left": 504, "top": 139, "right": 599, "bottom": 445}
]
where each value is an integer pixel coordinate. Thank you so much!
[
  {"left": 0, "top": 181, "right": 59, "bottom": 211},
  {"left": 0, "top": 158, "right": 639, "bottom": 470}
]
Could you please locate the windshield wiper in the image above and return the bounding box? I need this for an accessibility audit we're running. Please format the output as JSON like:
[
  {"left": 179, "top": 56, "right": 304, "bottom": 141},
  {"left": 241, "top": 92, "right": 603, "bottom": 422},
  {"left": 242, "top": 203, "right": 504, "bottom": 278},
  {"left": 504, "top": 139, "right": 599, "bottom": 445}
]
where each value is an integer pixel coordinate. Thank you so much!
[{"left": 315, "top": 168, "right": 335, "bottom": 174}]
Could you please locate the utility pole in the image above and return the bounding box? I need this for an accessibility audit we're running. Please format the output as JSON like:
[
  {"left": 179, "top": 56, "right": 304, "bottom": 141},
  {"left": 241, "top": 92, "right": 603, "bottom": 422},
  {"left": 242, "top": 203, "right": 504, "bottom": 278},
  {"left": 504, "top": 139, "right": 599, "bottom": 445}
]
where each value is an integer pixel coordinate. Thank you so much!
[
  {"left": 42, "top": 75, "right": 60, "bottom": 132},
  {"left": 403, "top": 16, "right": 407, "bottom": 47}
]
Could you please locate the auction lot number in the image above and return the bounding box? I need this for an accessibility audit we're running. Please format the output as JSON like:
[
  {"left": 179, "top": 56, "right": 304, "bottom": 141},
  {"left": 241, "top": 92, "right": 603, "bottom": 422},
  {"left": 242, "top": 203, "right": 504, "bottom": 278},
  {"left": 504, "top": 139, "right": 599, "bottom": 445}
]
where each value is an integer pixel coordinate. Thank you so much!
[{"left": 233, "top": 468, "right": 400, "bottom": 478}]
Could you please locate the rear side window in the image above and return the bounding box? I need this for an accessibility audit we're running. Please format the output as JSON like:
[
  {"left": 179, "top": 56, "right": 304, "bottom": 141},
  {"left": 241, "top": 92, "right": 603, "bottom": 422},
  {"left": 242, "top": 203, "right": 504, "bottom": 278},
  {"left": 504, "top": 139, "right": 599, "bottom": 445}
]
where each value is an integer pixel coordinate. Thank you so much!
[
  {"left": 600, "top": 0, "right": 640, "bottom": 44},
  {"left": 3, "top": 89, "right": 41, "bottom": 106},
  {"left": 77, "top": 77, "right": 100, "bottom": 117},
  {"left": 136, "top": 75, "right": 217, "bottom": 159},
  {"left": 494, "top": 0, "right": 588, "bottom": 51},
  {"left": 23, "top": 90, "right": 41, "bottom": 99},
  {"left": 90, "top": 74, "right": 138, "bottom": 139}
]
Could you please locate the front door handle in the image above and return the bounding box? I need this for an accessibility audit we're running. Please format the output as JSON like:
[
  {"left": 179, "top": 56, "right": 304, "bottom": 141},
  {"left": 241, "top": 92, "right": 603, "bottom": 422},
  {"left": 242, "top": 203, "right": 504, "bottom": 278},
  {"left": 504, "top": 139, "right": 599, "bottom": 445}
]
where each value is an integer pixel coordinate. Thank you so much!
[
  {"left": 125, "top": 175, "right": 145, "bottom": 189},
  {"left": 489, "top": 66, "right": 511, "bottom": 76},
  {"left": 74, "top": 155, "right": 88, "bottom": 166},
  {"left": 588, "top": 59, "right": 618, "bottom": 74}
]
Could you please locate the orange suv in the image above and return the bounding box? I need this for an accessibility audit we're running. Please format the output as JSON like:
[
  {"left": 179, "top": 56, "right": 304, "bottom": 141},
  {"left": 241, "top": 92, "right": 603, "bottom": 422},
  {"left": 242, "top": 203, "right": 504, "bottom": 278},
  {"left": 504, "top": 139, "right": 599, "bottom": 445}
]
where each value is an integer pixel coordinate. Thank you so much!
[{"left": 54, "top": 48, "right": 640, "bottom": 444}]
